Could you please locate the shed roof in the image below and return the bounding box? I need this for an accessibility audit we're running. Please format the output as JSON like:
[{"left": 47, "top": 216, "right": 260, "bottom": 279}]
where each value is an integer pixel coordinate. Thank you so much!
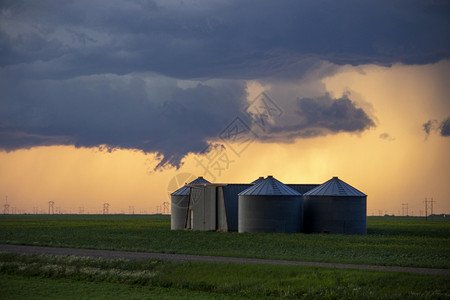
[
  {"left": 304, "top": 177, "right": 366, "bottom": 196},
  {"left": 171, "top": 177, "right": 210, "bottom": 196},
  {"left": 239, "top": 176, "right": 301, "bottom": 196}
]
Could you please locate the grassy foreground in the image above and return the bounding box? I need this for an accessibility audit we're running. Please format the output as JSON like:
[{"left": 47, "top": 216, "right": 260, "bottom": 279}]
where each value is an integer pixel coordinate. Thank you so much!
[
  {"left": 0, "top": 275, "right": 236, "bottom": 300},
  {"left": 0, "top": 215, "right": 449, "bottom": 268},
  {"left": 0, "top": 253, "right": 448, "bottom": 299}
]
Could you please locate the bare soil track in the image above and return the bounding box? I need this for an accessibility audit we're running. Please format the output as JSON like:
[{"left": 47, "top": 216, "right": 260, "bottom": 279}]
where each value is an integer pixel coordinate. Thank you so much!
[{"left": 1, "top": 244, "right": 449, "bottom": 276}]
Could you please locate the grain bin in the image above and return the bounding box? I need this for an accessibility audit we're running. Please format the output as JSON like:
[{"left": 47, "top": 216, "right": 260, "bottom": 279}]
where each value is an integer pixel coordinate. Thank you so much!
[
  {"left": 170, "top": 176, "right": 209, "bottom": 230},
  {"left": 303, "top": 177, "right": 367, "bottom": 234},
  {"left": 238, "top": 176, "right": 303, "bottom": 233}
]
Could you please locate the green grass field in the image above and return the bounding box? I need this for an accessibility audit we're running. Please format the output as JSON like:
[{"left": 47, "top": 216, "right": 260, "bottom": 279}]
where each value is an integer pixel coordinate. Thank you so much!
[
  {"left": 0, "top": 215, "right": 449, "bottom": 299},
  {"left": 0, "top": 215, "right": 448, "bottom": 268},
  {"left": 0, "top": 253, "right": 448, "bottom": 299}
]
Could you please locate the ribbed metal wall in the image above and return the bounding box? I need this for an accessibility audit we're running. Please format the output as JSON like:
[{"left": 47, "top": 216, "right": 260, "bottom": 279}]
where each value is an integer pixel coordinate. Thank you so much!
[
  {"left": 170, "top": 194, "right": 189, "bottom": 230},
  {"left": 238, "top": 195, "right": 303, "bottom": 233},
  {"left": 188, "top": 186, "right": 216, "bottom": 231},
  {"left": 222, "top": 184, "right": 252, "bottom": 231},
  {"left": 303, "top": 195, "right": 367, "bottom": 234}
]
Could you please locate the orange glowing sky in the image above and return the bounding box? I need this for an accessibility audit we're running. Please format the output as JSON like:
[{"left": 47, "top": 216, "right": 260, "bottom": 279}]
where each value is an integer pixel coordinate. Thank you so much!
[{"left": 1, "top": 62, "right": 449, "bottom": 215}]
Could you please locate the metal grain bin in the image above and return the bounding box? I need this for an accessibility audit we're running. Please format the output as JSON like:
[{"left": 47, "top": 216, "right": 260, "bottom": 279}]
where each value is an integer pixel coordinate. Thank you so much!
[
  {"left": 170, "top": 176, "right": 209, "bottom": 230},
  {"left": 238, "top": 176, "right": 303, "bottom": 233},
  {"left": 303, "top": 177, "right": 367, "bottom": 234}
]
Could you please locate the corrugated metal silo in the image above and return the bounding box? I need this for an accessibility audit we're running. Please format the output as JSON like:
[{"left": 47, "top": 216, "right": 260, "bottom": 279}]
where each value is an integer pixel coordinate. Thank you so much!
[
  {"left": 170, "top": 176, "right": 210, "bottom": 230},
  {"left": 238, "top": 176, "right": 303, "bottom": 233},
  {"left": 303, "top": 177, "right": 367, "bottom": 234}
]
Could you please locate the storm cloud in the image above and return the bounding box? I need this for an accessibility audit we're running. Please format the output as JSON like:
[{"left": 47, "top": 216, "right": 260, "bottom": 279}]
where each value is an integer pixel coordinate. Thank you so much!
[
  {"left": 0, "top": 0, "right": 448, "bottom": 167},
  {"left": 260, "top": 94, "right": 375, "bottom": 139},
  {"left": 0, "top": 74, "right": 248, "bottom": 168},
  {"left": 1, "top": 0, "right": 449, "bottom": 80}
]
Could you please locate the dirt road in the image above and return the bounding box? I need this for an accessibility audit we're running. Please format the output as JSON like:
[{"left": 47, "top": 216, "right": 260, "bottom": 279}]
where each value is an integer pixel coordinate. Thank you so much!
[{"left": 1, "top": 244, "right": 448, "bottom": 276}]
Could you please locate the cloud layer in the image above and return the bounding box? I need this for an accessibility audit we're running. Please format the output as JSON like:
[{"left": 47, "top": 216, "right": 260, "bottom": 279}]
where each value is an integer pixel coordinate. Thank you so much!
[
  {"left": 0, "top": 74, "right": 248, "bottom": 168},
  {"left": 1, "top": 0, "right": 449, "bottom": 167},
  {"left": 1, "top": 0, "right": 449, "bottom": 80}
]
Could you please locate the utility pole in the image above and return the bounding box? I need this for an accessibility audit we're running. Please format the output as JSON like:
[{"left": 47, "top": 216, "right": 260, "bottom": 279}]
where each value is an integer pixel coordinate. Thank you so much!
[
  {"left": 48, "top": 201, "right": 54, "bottom": 215},
  {"left": 163, "top": 202, "right": 170, "bottom": 215},
  {"left": 3, "top": 196, "right": 9, "bottom": 215},
  {"left": 103, "top": 203, "right": 109, "bottom": 215},
  {"left": 430, "top": 197, "right": 434, "bottom": 216},
  {"left": 401, "top": 203, "right": 409, "bottom": 216}
]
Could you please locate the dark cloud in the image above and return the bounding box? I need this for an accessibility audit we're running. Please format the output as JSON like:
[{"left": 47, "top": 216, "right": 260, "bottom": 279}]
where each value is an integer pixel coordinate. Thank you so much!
[
  {"left": 0, "top": 0, "right": 449, "bottom": 80},
  {"left": 262, "top": 94, "right": 375, "bottom": 138},
  {"left": 0, "top": 75, "right": 377, "bottom": 168},
  {"left": 423, "top": 120, "right": 438, "bottom": 135},
  {"left": 0, "top": 75, "right": 249, "bottom": 168},
  {"left": 0, "top": 0, "right": 445, "bottom": 168},
  {"left": 379, "top": 133, "right": 396, "bottom": 141},
  {"left": 422, "top": 117, "right": 450, "bottom": 138},
  {"left": 439, "top": 117, "right": 450, "bottom": 136}
]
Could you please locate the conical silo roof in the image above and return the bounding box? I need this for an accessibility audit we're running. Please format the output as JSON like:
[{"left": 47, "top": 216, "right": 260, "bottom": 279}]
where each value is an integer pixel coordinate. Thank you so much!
[
  {"left": 304, "top": 177, "right": 366, "bottom": 196},
  {"left": 251, "top": 177, "right": 265, "bottom": 184},
  {"left": 239, "top": 176, "right": 301, "bottom": 196},
  {"left": 171, "top": 177, "right": 210, "bottom": 196}
]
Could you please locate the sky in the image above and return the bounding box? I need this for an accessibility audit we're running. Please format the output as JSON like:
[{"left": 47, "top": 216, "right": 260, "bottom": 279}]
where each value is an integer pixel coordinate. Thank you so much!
[{"left": 0, "top": 0, "right": 449, "bottom": 215}]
